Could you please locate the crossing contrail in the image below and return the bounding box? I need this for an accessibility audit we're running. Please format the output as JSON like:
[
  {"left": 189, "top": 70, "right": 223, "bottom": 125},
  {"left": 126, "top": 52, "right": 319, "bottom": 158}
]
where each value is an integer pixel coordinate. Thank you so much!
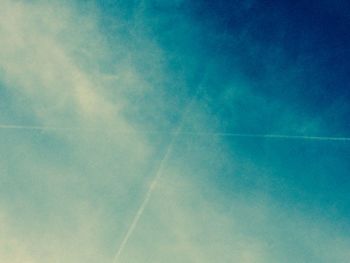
[
  {"left": 112, "top": 128, "right": 179, "bottom": 263},
  {"left": 112, "top": 83, "right": 202, "bottom": 263},
  {"left": 1, "top": 124, "right": 350, "bottom": 141}
]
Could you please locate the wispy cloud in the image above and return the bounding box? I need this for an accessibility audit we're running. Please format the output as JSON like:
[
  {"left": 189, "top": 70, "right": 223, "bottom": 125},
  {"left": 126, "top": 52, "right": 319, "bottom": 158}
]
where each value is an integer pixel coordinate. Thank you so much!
[{"left": 0, "top": 1, "right": 349, "bottom": 263}]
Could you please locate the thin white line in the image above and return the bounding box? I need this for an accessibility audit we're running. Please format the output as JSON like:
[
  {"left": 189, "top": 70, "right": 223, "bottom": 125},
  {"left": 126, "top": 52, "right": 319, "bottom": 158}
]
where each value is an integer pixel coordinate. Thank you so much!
[
  {"left": 0, "top": 124, "right": 349, "bottom": 141},
  {"left": 112, "top": 132, "right": 177, "bottom": 263},
  {"left": 179, "top": 132, "right": 350, "bottom": 141},
  {"left": 112, "top": 85, "right": 204, "bottom": 263},
  {"left": 0, "top": 124, "right": 81, "bottom": 131}
]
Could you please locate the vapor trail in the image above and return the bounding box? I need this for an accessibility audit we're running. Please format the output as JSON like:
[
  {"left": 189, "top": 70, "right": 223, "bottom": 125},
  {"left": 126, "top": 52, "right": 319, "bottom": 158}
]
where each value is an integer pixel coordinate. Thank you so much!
[
  {"left": 112, "top": 86, "right": 203, "bottom": 263},
  {"left": 0, "top": 124, "right": 49, "bottom": 130},
  {"left": 225, "top": 133, "right": 350, "bottom": 141},
  {"left": 112, "top": 128, "right": 179, "bottom": 263},
  {"left": 1, "top": 124, "right": 350, "bottom": 141},
  {"left": 179, "top": 132, "right": 350, "bottom": 141}
]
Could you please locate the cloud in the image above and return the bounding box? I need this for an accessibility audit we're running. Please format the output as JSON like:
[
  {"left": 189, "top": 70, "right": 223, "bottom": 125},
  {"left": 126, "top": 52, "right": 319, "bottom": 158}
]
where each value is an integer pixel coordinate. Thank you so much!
[
  {"left": 0, "top": 1, "right": 155, "bottom": 261},
  {"left": 0, "top": 1, "right": 349, "bottom": 263}
]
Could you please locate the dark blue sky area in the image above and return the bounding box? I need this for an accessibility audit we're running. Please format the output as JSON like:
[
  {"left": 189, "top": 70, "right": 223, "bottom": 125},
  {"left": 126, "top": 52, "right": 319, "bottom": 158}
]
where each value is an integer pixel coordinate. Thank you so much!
[
  {"left": 92, "top": 0, "right": 350, "bottom": 231},
  {"left": 187, "top": 1, "right": 350, "bottom": 135},
  {"left": 97, "top": 0, "right": 350, "bottom": 135}
]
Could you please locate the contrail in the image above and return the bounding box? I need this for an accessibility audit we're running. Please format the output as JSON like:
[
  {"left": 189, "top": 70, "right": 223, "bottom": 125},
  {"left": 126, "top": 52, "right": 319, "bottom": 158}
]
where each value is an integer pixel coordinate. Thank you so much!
[
  {"left": 177, "top": 132, "right": 350, "bottom": 141},
  {"left": 0, "top": 124, "right": 61, "bottom": 130},
  {"left": 0, "top": 124, "right": 86, "bottom": 131},
  {"left": 229, "top": 133, "right": 350, "bottom": 141},
  {"left": 1, "top": 124, "right": 350, "bottom": 141},
  {"left": 112, "top": 83, "right": 204, "bottom": 263},
  {"left": 112, "top": 128, "right": 179, "bottom": 263}
]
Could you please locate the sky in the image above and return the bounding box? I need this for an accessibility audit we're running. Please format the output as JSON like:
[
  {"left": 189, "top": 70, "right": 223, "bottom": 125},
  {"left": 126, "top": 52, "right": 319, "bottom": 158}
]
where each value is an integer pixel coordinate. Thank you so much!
[{"left": 0, "top": 0, "right": 350, "bottom": 262}]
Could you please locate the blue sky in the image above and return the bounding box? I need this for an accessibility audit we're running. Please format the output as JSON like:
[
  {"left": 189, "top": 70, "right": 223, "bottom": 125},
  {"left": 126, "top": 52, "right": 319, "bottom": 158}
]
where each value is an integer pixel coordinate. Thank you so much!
[{"left": 0, "top": 0, "right": 349, "bottom": 262}]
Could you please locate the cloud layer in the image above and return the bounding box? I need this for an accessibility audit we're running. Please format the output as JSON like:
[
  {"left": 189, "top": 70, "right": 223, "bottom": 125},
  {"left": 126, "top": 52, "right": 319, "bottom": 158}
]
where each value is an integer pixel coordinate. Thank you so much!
[{"left": 1, "top": 1, "right": 349, "bottom": 262}]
